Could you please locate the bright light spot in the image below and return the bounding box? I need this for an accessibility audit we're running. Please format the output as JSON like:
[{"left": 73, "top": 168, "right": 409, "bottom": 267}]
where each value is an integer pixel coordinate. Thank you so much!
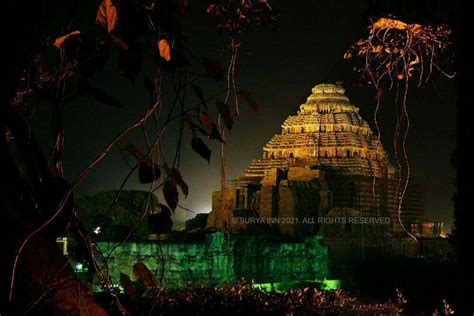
[
  {"left": 93, "top": 226, "right": 101, "bottom": 234},
  {"left": 320, "top": 279, "right": 341, "bottom": 290},
  {"left": 75, "top": 263, "right": 83, "bottom": 271},
  {"left": 252, "top": 279, "right": 341, "bottom": 292}
]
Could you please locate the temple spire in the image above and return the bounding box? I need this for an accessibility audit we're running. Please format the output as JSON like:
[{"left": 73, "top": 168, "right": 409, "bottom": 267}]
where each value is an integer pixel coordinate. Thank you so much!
[{"left": 241, "top": 83, "right": 394, "bottom": 180}]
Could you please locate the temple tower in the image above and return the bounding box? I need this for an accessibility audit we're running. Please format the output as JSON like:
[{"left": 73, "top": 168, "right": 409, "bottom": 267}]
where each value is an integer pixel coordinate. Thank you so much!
[{"left": 207, "top": 84, "right": 424, "bottom": 237}]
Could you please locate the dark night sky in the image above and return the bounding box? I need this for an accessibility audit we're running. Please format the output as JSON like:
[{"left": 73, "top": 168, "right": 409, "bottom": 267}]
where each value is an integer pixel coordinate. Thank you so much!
[{"left": 33, "top": 0, "right": 457, "bottom": 229}]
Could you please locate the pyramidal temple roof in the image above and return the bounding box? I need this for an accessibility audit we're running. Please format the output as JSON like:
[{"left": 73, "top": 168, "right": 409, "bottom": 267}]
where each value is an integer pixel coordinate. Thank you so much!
[{"left": 241, "top": 83, "right": 395, "bottom": 181}]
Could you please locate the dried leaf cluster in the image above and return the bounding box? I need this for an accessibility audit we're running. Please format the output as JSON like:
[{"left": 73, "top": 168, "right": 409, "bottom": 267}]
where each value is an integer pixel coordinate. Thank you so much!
[
  {"left": 345, "top": 17, "right": 454, "bottom": 86},
  {"left": 206, "top": 0, "right": 277, "bottom": 36}
]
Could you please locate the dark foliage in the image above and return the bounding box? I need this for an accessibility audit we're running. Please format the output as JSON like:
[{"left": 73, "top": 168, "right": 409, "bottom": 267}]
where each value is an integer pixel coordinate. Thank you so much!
[
  {"left": 99, "top": 279, "right": 404, "bottom": 315},
  {"left": 76, "top": 190, "right": 158, "bottom": 241}
]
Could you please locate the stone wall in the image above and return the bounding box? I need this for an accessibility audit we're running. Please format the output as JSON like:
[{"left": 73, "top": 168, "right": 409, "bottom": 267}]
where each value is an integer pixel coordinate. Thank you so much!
[{"left": 98, "top": 232, "right": 330, "bottom": 287}]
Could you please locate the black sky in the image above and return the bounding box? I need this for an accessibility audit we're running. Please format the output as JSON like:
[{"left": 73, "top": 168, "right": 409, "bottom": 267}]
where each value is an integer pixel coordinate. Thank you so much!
[{"left": 33, "top": 0, "right": 457, "bottom": 229}]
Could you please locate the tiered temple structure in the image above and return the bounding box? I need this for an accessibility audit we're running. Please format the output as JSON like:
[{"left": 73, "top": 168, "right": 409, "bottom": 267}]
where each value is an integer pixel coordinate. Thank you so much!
[{"left": 207, "top": 84, "right": 424, "bottom": 238}]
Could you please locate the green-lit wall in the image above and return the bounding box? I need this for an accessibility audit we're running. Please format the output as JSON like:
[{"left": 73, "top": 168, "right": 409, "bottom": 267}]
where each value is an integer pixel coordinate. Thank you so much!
[{"left": 98, "top": 232, "right": 329, "bottom": 287}]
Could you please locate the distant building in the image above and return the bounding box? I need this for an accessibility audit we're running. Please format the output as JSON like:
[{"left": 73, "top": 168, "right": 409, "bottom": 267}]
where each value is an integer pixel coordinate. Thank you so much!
[
  {"left": 207, "top": 83, "right": 425, "bottom": 238},
  {"left": 411, "top": 221, "right": 444, "bottom": 238}
]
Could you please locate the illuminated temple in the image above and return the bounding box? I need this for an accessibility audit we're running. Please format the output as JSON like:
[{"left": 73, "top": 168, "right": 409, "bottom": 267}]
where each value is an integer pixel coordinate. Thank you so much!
[{"left": 207, "top": 83, "right": 425, "bottom": 238}]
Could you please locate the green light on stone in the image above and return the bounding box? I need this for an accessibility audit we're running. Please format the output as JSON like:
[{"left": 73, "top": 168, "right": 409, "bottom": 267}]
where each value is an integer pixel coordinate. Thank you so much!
[
  {"left": 320, "top": 279, "right": 341, "bottom": 290},
  {"left": 252, "top": 279, "right": 341, "bottom": 292},
  {"left": 96, "top": 233, "right": 331, "bottom": 288},
  {"left": 252, "top": 283, "right": 275, "bottom": 292}
]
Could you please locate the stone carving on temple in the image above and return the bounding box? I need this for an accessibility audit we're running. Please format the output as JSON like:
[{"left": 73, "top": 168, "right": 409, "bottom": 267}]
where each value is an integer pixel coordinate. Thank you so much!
[{"left": 207, "top": 83, "right": 424, "bottom": 238}]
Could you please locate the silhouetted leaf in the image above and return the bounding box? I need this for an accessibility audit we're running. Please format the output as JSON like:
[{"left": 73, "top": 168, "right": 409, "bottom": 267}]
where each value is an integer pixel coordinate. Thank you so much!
[
  {"left": 143, "top": 74, "right": 155, "bottom": 98},
  {"left": 197, "top": 111, "right": 225, "bottom": 143},
  {"left": 216, "top": 101, "right": 233, "bottom": 132},
  {"left": 171, "top": 168, "right": 188, "bottom": 197},
  {"left": 191, "top": 85, "right": 203, "bottom": 99},
  {"left": 203, "top": 58, "right": 224, "bottom": 80},
  {"left": 184, "top": 114, "right": 208, "bottom": 139},
  {"left": 191, "top": 84, "right": 207, "bottom": 110},
  {"left": 154, "top": 0, "right": 183, "bottom": 36},
  {"left": 210, "top": 123, "right": 225, "bottom": 143},
  {"left": 184, "top": 114, "right": 197, "bottom": 138},
  {"left": 88, "top": 87, "right": 123, "bottom": 108},
  {"left": 163, "top": 178, "right": 179, "bottom": 211},
  {"left": 138, "top": 161, "right": 161, "bottom": 184},
  {"left": 76, "top": 37, "right": 110, "bottom": 77},
  {"left": 96, "top": 0, "right": 117, "bottom": 33},
  {"left": 158, "top": 39, "right": 171, "bottom": 61},
  {"left": 120, "top": 273, "right": 136, "bottom": 301},
  {"left": 238, "top": 90, "right": 259, "bottom": 114},
  {"left": 123, "top": 144, "right": 159, "bottom": 183},
  {"left": 191, "top": 137, "right": 211, "bottom": 163},
  {"left": 123, "top": 144, "right": 145, "bottom": 161},
  {"left": 143, "top": 74, "right": 156, "bottom": 106},
  {"left": 193, "top": 124, "right": 208, "bottom": 137},
  {"left": 119, "top": 44, "right": 142, "bottom": 82},
  {"left": 198, "top": 111, "right": 214, "bottom": 136},
  {"left": 133, "top": 262, "right": 156, "bottom": 287},
  {"left": 148, "top": 204, "right": 173, "bottom": 234},
  {"left": 76, "top": 77, "right": 90, "bottom": 96},
  {"left": 111, "top": 35, "right": 129, "bottom": 50},
  {"left": 54, "top": 30, "right": 81, "bottom": 48}
]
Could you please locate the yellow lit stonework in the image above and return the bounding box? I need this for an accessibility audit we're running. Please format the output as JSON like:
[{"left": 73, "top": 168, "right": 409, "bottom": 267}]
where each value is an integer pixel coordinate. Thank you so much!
[{"left": 207, "top": 84, "right": 423, "bottom": 237}]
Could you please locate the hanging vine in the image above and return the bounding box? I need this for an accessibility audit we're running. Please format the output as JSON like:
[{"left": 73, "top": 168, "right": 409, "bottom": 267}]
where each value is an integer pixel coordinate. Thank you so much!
[
  {"left": 206, "top": 0, "right": 276, "bottom": 230},
  {"left": 344, "top": 17, "right": 455, "bottom": 240}
]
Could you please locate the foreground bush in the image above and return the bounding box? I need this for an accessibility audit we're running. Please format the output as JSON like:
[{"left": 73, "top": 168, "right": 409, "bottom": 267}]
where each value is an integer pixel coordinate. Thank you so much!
[{"left": 97, "top": 279, "right": 407, "bottom": 315}]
